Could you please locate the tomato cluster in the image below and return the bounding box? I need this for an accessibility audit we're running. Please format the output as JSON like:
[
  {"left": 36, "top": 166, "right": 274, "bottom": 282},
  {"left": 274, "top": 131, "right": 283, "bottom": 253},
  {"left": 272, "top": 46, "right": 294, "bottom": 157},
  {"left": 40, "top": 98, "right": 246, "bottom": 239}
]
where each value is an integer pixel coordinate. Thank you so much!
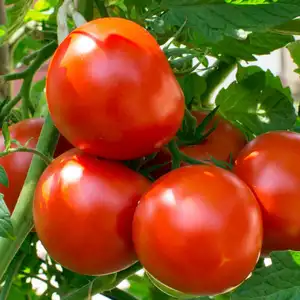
[{"left": 2, "top": 17, "right": 300, "bottom": 298}]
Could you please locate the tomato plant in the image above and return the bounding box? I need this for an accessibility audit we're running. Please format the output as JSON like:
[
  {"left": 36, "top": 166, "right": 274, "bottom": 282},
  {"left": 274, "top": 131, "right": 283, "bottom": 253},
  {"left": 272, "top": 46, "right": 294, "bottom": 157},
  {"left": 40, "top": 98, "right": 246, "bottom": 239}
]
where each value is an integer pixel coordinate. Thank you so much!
[
  {"left": 143, "top": 110, "right": 245, "bottom": 178},
  {"left": 33, "top": 148, "right": 150, "bottom": 275},
  {"left": 0, "top": 0, "right": 300, "bottom": 299},
  {"left": 0, "top": 118, "right": 71, "bottom": 213},
  {"left": 181, "top": 110, "right": 246, "bottom": 162},
  {"left": 234, "top": 131, "right": 300, "bottom": 254},
  {"left": 133, "top": 165, "right": 263, "bottom": 296},
  {"left": 46, "top": 17, "right": 185, "bottom": 160}
]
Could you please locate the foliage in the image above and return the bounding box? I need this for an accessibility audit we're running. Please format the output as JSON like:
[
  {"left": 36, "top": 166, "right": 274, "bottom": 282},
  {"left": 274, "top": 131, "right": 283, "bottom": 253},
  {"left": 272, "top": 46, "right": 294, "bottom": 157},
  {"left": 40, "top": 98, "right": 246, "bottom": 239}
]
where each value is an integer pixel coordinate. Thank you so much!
[{"left": 0, "top": 0, "right": 299, "bottom": 299}]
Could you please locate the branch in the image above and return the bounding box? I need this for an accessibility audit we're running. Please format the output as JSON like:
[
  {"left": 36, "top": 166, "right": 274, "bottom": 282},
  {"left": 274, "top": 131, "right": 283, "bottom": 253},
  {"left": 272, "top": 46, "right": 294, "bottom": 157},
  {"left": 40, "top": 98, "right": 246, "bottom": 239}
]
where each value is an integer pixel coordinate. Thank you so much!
[
  {"left": 1, "top": 41, "right": 57, "bottom": 118},
  {"left": 0, "top": 114, "right": 60, "bottom": 281},
  {"left": 0, "top": 147, "right": 52, "bottom": 165}
]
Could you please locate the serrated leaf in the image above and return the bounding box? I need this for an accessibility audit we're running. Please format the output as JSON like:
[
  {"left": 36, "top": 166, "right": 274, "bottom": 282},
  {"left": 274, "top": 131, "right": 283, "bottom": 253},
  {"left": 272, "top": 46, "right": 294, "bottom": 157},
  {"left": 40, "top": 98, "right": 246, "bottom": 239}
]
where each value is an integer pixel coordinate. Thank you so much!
[
  {"left": 232, "top": 251, "right": 300, "bottom": 299},
  {"left": 2, "top": 122, "right": 11, "bottom": 151},
  {"left": 162, "top": 0, "right": 300, "bottom": 42},
  {"left": 189, "top": 29, "right": 294, "bottom": 61},
  {"left": 0, "top": 166, "right": 9, "bottom": 188},
  {"left": 216, "top": 67, "right": 297, "bottom": 136},
  {"left": 287, "top": 41, "right": 300, "bottom": 74},
  {"left": 0, "top": 194, "right": 15, "bottom": 240}
]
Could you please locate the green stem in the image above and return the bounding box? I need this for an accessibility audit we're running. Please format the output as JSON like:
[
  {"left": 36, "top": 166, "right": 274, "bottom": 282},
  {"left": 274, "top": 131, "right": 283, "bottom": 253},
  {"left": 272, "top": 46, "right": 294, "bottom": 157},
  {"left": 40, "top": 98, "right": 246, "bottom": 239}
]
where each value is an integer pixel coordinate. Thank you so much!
[
  {"left": 21, "top": 74, "right": 34, "bottom": 118},
  {"left": 0, "top": 252, "right": 26, "bottom": 300},
  {"left": 168, "top": 140, "right": 181, "bottom": 169},
  {"left": 2, "top": 42, "right": 56, "bottom": 118},
  {"left": 103, "top": 288, "right": 138, "bottom": 300},
  {"left": 0, "top": 115, "right": 60, "bottom": 281},
  {"left": 94, "top": 0, "right": 109, "bottom": 17},
  {"left": 3, "top": 41, "right": 57, "bottom": 81},
  {"left": 0, "top": 147, "right": 52, "bottom": 165},
  {"left": 0, "top": 94, "right": 21, "bottom": 123},
  {"left": 200, "top": 58, "right": 236, "bottom": 107},
  {"left": 63, "top": 262, "right": 142, "bottom": 300}
]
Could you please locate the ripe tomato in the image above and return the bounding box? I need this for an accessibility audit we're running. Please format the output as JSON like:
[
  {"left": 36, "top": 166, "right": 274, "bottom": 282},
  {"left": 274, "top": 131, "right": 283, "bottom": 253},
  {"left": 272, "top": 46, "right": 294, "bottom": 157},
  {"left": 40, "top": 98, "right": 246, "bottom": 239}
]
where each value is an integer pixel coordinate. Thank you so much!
[
  {"left": 46, "top": 17, "right": 184, "bottom": 160},
  {"left": 33, "top": 148, "right": 151, "bottom": 275},
  {"left": 143, "top": 110, "right": 246, "bottom": 179},
  {"left": 234, "top": 131, "right": 300, "bottom": 253},
  {"left": 0, "top": 118, "right": 71, "bottom": 214},
  {"left": 181, "top": 111, "right": 246, "bottom": 162},
  {"left": 133, "top": 165, "right": 262, "bottom": 296}
]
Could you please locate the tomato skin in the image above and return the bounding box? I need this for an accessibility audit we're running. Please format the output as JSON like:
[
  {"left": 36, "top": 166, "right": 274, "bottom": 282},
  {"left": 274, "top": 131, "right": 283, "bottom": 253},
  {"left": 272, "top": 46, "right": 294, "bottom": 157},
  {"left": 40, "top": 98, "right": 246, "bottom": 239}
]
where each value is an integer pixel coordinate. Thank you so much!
[
  {"left": 0, "top": 118, "right": 71, "bottom": 214},
  {"left": 181, "top": 111, "right": 246, "bottom": 162},
  {"left": 234, "top": 131, "right": 300, "bottom": 253},
  {"left": 46, "top": 17, "right": 184, "bottom": 160},
  {"left": 133, "top": 165, "right": 262, "bottom": 295},
  {"left": 33, "top": 148, "right": 151, "bottom": 275}
]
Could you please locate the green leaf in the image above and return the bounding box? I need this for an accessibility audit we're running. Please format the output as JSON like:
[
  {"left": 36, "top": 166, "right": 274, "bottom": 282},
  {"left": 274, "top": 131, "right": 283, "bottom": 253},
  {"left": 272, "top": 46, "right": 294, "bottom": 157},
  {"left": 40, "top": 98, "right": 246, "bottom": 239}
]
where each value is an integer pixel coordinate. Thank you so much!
[
  {"left": 232, "top": 251, "right": 300, "bottom": 299},
  {"left": 2, "top": 122, "right": 11, "bottom": 151},
  {"left": 287, "top": 41, "right": 300, "bottom": 74},
  {"left": 0, "top": 166, "right": 9, "bottom": 188},
  {"left": 4, "top": 0, "right": 34, "bottom": 44},
  {"left": 272, "top": 19, "right": 300, "bottom": 35},
  {"left": 0, "top": 194, "right": 15, "bottom": 240},
  {"left": 216, "top": 66, "right": 297, "bottom": 136},
  {"left": 189, "top": 30, "right": 294, "bottom": 61},
  {"left": 177, "top": 73, "right": 207, "bottom": 106},
  {"left": 0, "top": 25, "right": 7, "bottom": 44},
  {"left": 162, "top": 0, "right": 300, "bottom": 42}
]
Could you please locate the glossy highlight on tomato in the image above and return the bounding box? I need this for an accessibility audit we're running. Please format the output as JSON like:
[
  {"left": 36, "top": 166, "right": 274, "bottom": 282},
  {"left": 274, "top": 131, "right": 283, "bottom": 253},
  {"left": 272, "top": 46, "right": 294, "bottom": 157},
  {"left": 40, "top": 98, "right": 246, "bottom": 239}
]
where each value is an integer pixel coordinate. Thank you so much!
[
  {"left": 33, "top": 148, "right": 151, "bottom": 275},
  {"left": 234, "top": 131, "right": 300, "bottom": 253},
  {"left": 133, "top": 165, "right": 262, "bottom": 296},
  {"left": 46, "top": 17, "right": 185, "bottom": 160},
  {"left": 0, "top": 118, "right": 71, "bottom": 214}
]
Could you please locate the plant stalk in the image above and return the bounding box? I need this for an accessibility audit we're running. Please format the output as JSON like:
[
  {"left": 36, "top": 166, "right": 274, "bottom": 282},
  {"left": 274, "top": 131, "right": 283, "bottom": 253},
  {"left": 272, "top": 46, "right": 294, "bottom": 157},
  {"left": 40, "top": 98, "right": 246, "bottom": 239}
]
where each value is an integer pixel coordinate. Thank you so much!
[{"left": 0, "top": 115, "right": 60, "bottom": 281}]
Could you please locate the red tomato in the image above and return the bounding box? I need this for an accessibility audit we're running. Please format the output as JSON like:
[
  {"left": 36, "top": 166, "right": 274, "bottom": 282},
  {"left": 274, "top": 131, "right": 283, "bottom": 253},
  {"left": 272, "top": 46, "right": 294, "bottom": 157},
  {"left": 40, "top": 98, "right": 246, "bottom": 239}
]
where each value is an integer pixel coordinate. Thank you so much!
[
  {"left": 234, "top": 131, "right": 300, "bottom": 253},
  {"left": 46, "top": 17, "right": 184, "bottom": 160},
  {"left": 0, "top": 118, "right": 71, "bottom": 214},
  {"left": 133, "top": 165, "right": 262, "bottom": 295},
  {"left": 143, "top": 111, "right": 246, "bottom": 179},
  {"left": 181, "top": 111, "right": 246, "bottom": 162},
  {"left": 33, "top": 148, "right": 151, "bottom": 275}
]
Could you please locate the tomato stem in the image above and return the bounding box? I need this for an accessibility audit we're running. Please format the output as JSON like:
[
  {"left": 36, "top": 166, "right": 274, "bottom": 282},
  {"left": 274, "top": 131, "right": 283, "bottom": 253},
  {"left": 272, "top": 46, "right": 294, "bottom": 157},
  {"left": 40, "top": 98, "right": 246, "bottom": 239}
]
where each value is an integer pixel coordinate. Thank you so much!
[
  {"left": 0, "top": 42, "right": 57, "bottom": 120},
  {"left": 0, "top": 115, "right": 60, "bottom": 281},
  {"left": 0, "top": 147, "right": 52, "bottom": 165}
]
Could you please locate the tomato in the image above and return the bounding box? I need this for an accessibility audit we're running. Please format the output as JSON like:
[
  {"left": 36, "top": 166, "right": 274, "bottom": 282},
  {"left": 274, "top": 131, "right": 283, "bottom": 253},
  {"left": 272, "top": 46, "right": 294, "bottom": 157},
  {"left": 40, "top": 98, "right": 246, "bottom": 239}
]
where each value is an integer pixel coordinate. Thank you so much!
[
  {"left": 0, "top": 118, "right": 71, "bottom": 214},
  {"left": 46, "top": 17, "right": 184, "bottom": 160},
  {"left": 133, "top": 165, "right": 262, "bottom": 296},
  {"left": 143, "top": 110, "right": 246, "bottom": 179},
  {"left": 33, "top": 148, "right": 151, "bottom": 275},
  {"left": 181, "top": 111, "right": 246, "bottom": 162},
  {"left": 234, "top": 131, "right": 300, "bottom": 253}
]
